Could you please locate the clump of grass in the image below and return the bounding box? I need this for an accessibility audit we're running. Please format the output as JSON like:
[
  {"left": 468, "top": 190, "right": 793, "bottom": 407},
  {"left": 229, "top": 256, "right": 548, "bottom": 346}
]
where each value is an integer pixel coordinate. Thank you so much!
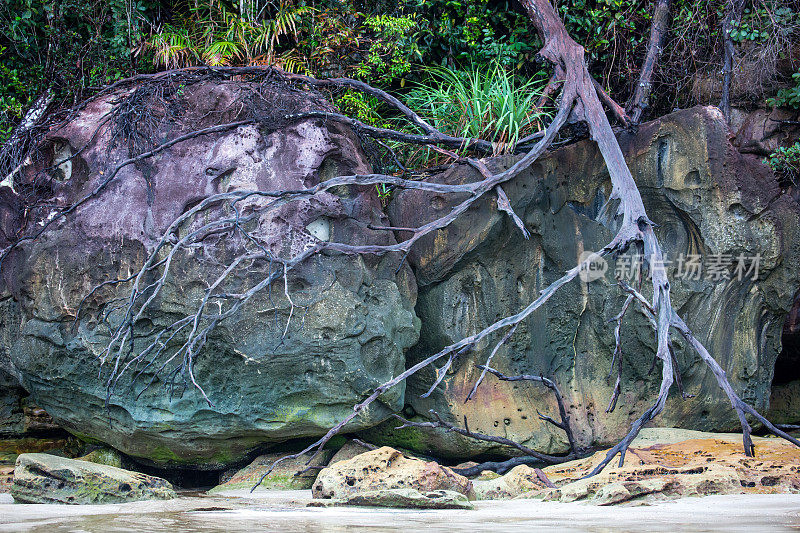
[{"left": 406, "top": 62, "right": 549, "bottom": 155}]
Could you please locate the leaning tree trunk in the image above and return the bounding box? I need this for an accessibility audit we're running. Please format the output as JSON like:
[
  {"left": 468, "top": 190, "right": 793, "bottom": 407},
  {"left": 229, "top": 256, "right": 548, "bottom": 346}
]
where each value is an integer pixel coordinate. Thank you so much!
[
  {"left": 519, "top": 0, "right": 676, "bottom": 471},
  {"left": 627, "top": 0, "right": 672, "bottom": 123},
  {"left": 720, "top": 0, "right": 745, "bottom": 122}
]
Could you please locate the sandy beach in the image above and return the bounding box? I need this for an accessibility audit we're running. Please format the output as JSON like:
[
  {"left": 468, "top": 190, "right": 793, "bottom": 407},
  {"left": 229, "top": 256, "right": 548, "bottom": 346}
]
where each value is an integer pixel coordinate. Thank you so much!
[{"left": 1, "top": 490, "right": 799, "bottom": 532}]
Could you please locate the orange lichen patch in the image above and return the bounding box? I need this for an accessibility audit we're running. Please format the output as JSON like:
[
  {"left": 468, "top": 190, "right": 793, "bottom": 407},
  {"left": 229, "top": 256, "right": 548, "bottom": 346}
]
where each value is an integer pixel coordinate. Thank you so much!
[{"left": 530, "top": 437, "right": 800, "bottom": 503}]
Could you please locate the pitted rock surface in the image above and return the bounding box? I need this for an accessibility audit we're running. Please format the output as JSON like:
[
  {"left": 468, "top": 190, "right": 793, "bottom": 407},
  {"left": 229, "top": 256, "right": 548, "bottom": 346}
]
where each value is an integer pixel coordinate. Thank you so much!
[
  {"left": 11, "top": 453, "right": 175, "bottom": 504},
  {"left": 312, "top": 446, "right": 474, "bottom": 499},
  {"left": 2, "top": 79, "right": 419, "bottom": 468}
]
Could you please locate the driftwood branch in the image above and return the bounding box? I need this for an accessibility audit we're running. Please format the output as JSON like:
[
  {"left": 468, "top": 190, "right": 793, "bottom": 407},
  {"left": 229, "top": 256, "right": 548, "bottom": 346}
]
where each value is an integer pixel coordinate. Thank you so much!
[{"left": 393, "top": 410, "right": 574, "bottom": 465}]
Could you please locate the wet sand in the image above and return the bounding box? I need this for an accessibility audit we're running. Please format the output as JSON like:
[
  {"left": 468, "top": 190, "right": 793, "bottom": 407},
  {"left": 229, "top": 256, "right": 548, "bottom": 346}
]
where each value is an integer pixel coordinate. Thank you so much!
[{"left": 1, "top": 490, "right": 799, "bottom": 532}]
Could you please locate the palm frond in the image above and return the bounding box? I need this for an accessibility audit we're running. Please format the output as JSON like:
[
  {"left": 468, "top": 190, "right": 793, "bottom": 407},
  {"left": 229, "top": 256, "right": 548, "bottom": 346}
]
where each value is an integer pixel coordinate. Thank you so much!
[
  {"left": 147, "top": 28, "right": 200, "bottom": 69},
  {"left": 202, "top": 40, "right": 244, "bottom": 66}
]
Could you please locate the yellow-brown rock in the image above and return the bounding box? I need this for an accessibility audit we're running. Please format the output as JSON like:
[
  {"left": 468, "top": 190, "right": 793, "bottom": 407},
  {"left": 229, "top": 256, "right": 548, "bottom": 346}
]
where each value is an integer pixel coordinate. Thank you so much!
[
  {"left": 312, "top": 446, "right": 474, "bottom": 499},
  {"left": 473, "top": 465, "right": 548, "bottom": 500},
  {"left": 532, "top": 434, "right": 800, "bottom": 504},
  {"left": 327, "top": 440, "right": 373, "bottom": 466}
]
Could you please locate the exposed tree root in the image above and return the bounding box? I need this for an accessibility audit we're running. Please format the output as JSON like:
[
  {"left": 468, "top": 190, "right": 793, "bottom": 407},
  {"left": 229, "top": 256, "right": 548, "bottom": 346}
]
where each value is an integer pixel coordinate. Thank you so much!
[
  {"left": 606, "top": 293, "right": 634, "bottom": 413},
  {"left": 393, "top": 364, "right": 582, "bottom": 475},
  {"left": 452, "top": 457, "right": 558, "bottom": 477},
  {"left": 477, "top": 366, "right": 579, "bottom": 454}
]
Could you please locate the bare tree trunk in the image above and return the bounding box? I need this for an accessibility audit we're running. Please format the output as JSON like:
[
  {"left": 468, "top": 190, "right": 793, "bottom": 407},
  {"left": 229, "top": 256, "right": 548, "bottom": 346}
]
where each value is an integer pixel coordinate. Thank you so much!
[
  {"left": 720, "top": 0, "right": 745, "bottom": 122},
  {"left": 519, "top": 0, "right": 650, "bottom": 226},
  {"left": 628, "top": 0, "right": 672, "bottom": 123},
  {"left": 1, "top": 89, "right": 54, "bottom": 190}
]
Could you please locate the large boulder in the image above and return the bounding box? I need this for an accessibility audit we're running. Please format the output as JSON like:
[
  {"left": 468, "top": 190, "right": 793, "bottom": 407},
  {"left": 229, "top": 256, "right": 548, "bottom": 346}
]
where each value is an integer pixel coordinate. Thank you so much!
[
  {"left": 210, "top": 449, "right": 334, "bottom": 492},
  {"left": 3, "top": 77, "right": 419, "bottom": 468},
  {"left": 472, "top": 465, "right": 549, "bottom": 500},
  {"left": 312, "top": 446, "right": 474, "bottom": 499},
  {"left": 11, "top": 452, "right": 175, "bottom": 504},
  {"left": 374, "top": 106, "right": 800, "bottom": 458}
]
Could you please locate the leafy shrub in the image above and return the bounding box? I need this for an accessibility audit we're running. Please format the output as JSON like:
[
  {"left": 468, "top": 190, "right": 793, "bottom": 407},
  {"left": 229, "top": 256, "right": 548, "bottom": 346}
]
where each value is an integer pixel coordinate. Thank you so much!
[
  {"left": 730, "top": 5, "right": 797, "bottom": 43},
  {"left": 335, "top": 90, "right": 388, "bottom": 126},
  {"left": 766, "top": 142, "right": 800, "bottom": 186},
  {"left": 409, "top": 0, "right": 538, "bottom": 70},
  {"left": 356, "top": 13, "right": 420, "bottom": 81},
  {"left": 0, "top": 0, "right": 145, "bottom": 139},
  {"left": 767, "top": 73, "right": 800, "bottom": 109}
]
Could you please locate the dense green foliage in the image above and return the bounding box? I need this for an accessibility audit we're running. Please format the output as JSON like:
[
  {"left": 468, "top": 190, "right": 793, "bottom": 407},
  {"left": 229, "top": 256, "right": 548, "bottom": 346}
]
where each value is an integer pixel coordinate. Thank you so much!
[
  {"left": 0, "top": 0, "right": 147, "bottom": 137},
  {"left": 766, "top": 142, "right": 800, "bottom": 186},
  {"left": 768, "top": 72, "right": 800, "bottom": 108},
  {"left": 1, "top": 0, "right": 798, "bottom": 143}
]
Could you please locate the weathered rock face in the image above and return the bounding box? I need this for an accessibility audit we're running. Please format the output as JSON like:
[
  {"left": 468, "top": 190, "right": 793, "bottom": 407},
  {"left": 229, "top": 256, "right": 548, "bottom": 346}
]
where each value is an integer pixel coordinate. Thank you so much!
[
  {"left": 731, "top": 106, "right": 800, "bottom": 157},
  {"left": 11, "top": 453, "right": 175, "bottom": 504},
  {"left": 768, "top": 380, "right": 800, "bottom": 424},
  {"left": 4, "top": 79, "right": 419, "bottom": 468},
  {"left": 312, "top": 446, "right": 474, "bottom": 499},
  {"left": 0, "top": 369, "right": 28, "bottom": 438},
  {"left": 0, "top": 372, "right": 61, "bottom": 439},
  {"left": 0, "top": 437, "right": 72, "bottom": 465},
  {"left": 376, "top": 106, "right": 800, "bottom": 458}
]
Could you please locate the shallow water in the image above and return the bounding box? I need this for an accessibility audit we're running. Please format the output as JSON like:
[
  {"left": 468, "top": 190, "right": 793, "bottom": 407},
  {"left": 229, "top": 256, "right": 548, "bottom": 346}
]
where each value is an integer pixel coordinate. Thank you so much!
[{"left": 1, "top": 490, "right": 799, "bottom": 532}]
